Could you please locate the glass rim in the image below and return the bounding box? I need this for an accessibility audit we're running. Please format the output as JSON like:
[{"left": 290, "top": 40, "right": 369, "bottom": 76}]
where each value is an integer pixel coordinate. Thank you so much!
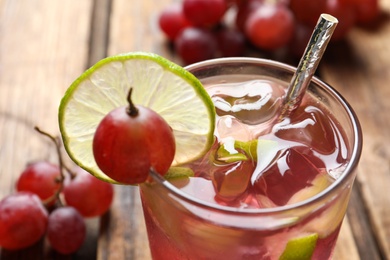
[{"left": 149, "top": 57, "right": 363, "bottom": 215}]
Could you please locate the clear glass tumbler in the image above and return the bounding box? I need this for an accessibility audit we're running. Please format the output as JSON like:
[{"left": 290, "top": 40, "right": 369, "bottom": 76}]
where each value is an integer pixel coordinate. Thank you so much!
[{"left": 139, "top": 58, "right": 363, "bottom": 260}]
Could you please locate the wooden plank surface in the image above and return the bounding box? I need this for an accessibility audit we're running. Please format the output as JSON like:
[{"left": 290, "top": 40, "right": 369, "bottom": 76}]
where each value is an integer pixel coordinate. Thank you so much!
[
  {"left": 320, "top": 1, "right": 390, "bottom": 257},
  {"left": 1, "top": 0, "right": 389, "bottom": 259},
  {"left": 0, "top": 0, "right": 92, "bottom": 197},
  {"left": 0, "top": 0, "right": 95, "bottom": 258}
]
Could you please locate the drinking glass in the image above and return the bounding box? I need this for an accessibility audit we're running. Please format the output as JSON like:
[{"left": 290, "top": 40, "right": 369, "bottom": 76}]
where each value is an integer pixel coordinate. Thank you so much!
[{"left": 139, "top": 57, "right": 362, "bottom": 260}]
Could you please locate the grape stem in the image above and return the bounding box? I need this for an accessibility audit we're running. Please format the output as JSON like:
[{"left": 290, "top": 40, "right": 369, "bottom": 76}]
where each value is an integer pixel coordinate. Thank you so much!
[
  {"left": 34, "top": 126, "right": 77, "bottom": 206},
  {"left": 126, "top": 87, "right": 139, "bottom": 117}
]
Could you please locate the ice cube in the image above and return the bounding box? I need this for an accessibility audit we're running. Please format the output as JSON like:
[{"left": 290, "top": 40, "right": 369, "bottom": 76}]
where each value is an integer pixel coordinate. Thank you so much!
[
  {"left": 210, "top": 80, "right": 284, "bottom": 125},
  {"left": 328, "top": 163, "right": 347, "bottom": 179},
  {"left": 274, "top": 105, "right": 338, "bottom": 155},
  {"left": 212, "top": 160, "right": 255, "bottom": 203},
  {"left": 287, "top": 171, "right": 332, "bottom": 205},
  {"left": 254, "top": 148, "right": 321, "bottom": 206},
  {"left": 216, "top": 116, "right": 250, "bottom": 141}
]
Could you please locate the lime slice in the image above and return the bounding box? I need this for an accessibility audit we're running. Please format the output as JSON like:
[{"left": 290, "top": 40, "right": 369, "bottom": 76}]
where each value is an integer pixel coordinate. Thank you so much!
[
  {"left": 59, "top": 52, "right": 215, "bottom": 183},
  {"left": 302, "top": 187, "right": 350, "bottom": 238},
  {"left": 164, "top": 167, "right": 194, "bottom": 180},
  {"left": 216, "top": 138, "right": 277, "bottom": 163},
  {"left": 287, "top": 172, "right": 332, "bottom": 205},
  {"left": 279, "top": 233, "right": 318, "bottom": 260}
]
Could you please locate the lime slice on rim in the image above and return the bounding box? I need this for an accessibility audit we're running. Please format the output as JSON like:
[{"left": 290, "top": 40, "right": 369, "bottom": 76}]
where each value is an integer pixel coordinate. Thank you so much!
[{"left": 58, "top": 52, "right": 215, "bottom": 183}]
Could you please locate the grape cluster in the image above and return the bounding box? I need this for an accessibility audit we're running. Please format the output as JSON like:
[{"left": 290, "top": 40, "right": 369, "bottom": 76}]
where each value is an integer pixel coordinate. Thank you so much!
[
  {"left": 0, "top": 129, "right": 114, "bottom": 255},
  {"left": 158, "top": 0, "right": 380, "bottom": 64}
]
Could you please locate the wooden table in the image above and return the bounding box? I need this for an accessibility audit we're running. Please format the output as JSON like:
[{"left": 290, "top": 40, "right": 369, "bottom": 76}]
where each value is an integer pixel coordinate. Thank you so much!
[{"left": 0, "top": 0, "right": 389, "bottom": 259}]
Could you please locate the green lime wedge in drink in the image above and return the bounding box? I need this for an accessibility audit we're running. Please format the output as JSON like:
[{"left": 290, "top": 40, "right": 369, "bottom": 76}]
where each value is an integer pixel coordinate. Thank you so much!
[
  {"left": 164, "top": 167, "right": 194, "bottom": 180},
  {"left": 216, "top": 139, "right": 277, "bottom": 163},
  {"left": 58, "top": 52, "right": 215, "bottom": 183},
  {"left": 279, "top": 233, "right": 318, "bottom": 260}
]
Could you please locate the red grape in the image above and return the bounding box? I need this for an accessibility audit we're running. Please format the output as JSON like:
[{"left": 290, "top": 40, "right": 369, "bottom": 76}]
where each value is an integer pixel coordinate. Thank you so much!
[
  {"left": 93, "top": 90, "right": 176, "bottom": 184},
  {"left": 159, "top": 3, "right": 191, "bottom": 40},
  {"left": 278, "top": 0, "right": 290, "bottom": 5},
  {"left": 353, "top": 0, "right": 380, "bottom": 24},
  {"left": 338, "top": 0, "right": 380, "bottom": 24},
  {"left": 0, "top": 192, "right": 48, "bottom": 250},
  {"left": 183, "top": 0, "right": 227, "bottom": 27},
  {"left": 325, "top": 0, "right": 356, "bottom": 41},
  {"left": 235, "top": 0, "right": 264, "bottom": 31},
  {"left": 16, "top": 161, "right": 61, "bottom": 206},
  {"left": 230, "top": 0, "right": 244, "bottom": 6},
  {"left": 289, "top": 0, "right": 327, "bottom": 27},
  {"left": 289, "top": 22, "right": 312, "bottom": 58},
  {"left": 47, "top": 206, "right": 86, "bottom": 254},
  {"left": 175, "top": 27, "right": 218, "bottom": 64},
  {"left": 245, "top": 3, "right": 295, "bottom": 51},
  {"left": 63, "top": 167, "right": 114, "bottom": 217},
  {"left": 216, "top": 27, "right": 246, "bottom": 57}
]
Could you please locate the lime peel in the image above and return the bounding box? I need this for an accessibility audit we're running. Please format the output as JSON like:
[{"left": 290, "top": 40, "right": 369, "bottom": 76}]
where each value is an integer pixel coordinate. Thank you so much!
[
  {"left": 164, "top": 167, "right": 195, "bottom": 180},
  {"left": 279, "top": 233, "right": 319, "bottom": 260},
  {"left": 216, "top": 139, "right": 278, "bottom": 163}
]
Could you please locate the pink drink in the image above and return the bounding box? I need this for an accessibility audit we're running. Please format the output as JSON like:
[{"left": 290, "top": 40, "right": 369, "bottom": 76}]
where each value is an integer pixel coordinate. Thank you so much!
[{"left": 140, "top": 58, "right": 362, "bottom": 260}]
